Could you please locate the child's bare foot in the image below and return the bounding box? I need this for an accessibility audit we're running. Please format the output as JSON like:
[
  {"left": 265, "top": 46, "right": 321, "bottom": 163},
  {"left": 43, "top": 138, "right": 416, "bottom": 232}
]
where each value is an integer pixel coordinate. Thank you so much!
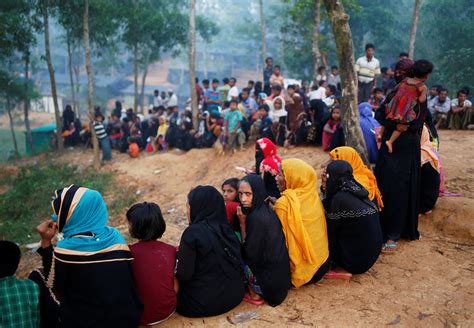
[{"left": 386, "top": 140, "right": 393, "bottom": 153}]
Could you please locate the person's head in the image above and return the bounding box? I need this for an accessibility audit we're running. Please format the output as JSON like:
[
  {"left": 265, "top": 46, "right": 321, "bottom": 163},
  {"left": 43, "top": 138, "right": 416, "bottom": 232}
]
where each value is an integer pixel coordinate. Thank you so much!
[
  {"left": 265, "top": 56, "right": 273, "bottom": 67},
  {"left": 229, "top": 77, "right": 236, "bottom": 87},
  {"left": 457, "top": 89, "right": 468, "bottom": 102},
  {"left": 273, "top": 65, "right": 281, "bottom": 75},
  {"left": 326, "top": 84, "right": 337, "bottom": 97},
  {"left": 258, "top": 104, "right": 270, "bottom": 117},
  {"left": 95, "top": 112, "right": 104, "bottom": 122},
  {"left": 381, "top": 67, "right": 388, "bottom": 76},
  {"left": 438, "top": 88, "right": 448, "bottom": 101},
  {"left": 276, "top": 158, "right": 317, "bottom": 193},
  {"left": 242, "top": 87, "right": 250, "bottom": 100},
  {"left": 274, "top": 97, "right": 283, "bottom": 110},
  {"left": 430, "top": 85, "right": 440, "bottom": 97},
  {"left": 331, "top": 106, "right": 341, "bottom": 122},
  {"left": 202, "top": 79, "right": 210, "bottom": 88},
  {"left": 168, "top": 89, "right": 174, "bottom": 96},
  {"left": 365, "top": 43, "right": 375, "bottom": 59},
  {"left": 223, "top": 77, "right": 229, "bottom": 85},
  {"left": 160, "top": 91, "right": 167, "bottom": 98},
  {"left": 0, "top": 240, "right": 21, "bottom": 278},
  {"left": 271, "top": 84, "right": 282, "bottom": 96},
  {"left": 212, "top": 78, "right": 219, "bottom": 90},
  {"left": 394, "top": 58, "right": 415, "bottom": 83},
  {"left": 195, "top": 77, "right": 199, "bottom": 84},
  {"left": 317, "top": 66, "right": 326, "bottom": 75},
  {"left": 222, "top": 178, "right": 239, "bottom": 202},
  {"left": 399, "top": 52, "right": 409, "bottom": 61},
  {"left": 413, "top": 59, "right": 434, "bottom": 81},
  {"left": 373, "top": 87, "right": 384, "bottom": 100},
  {"left": 325, "top": 160, "right": 356, "bottom": 200},
  {"left": 331, "top": 65, "right": 338, "bottom": 75},
  {"left": 154, "top": 89, "right": 159, "bottom": 96},
  {"left": 229, "top": 99, "right": 238, "bottom": 111},
  {"left": 238, "top": 174, "right": 266, "bottom": 209},
  {"left": 461, "top": 86, "right": 470, "bottom": 96},
  {"left": 126, "top": 202, "right": 165, "bottom": 241},
  {"left": 187, "top": 185, "right": 226, "bottom": 225},
  {"left": 318, "top": 80, "right": 328, "bottom": 88},
  {"left": 248, "top": 80, "right": 255, "bottom": 88},
  {"left": 287, "top": 84, "right": 296, "bottom": 96}
]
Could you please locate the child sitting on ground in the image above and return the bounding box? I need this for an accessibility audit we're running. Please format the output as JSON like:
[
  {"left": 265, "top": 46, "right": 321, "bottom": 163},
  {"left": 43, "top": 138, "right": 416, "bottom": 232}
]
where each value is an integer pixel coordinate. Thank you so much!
[
  {"left": 222, "top": 178, "right": 240, "bottom": 224},
  {"left": 128, "top": 137, "right": 140, "bottom": 158},
  {"left": 127, "top": 202, "right": 178, "bottom": 325},
  {"left": 383, "top": 59, "right": 433, "bottom": 153},
  {"left": 322, "top": 107, "right": 342, "bottom": 151},
  {"left": 0, "top": 240, "right": 40, "bottom": 327}
]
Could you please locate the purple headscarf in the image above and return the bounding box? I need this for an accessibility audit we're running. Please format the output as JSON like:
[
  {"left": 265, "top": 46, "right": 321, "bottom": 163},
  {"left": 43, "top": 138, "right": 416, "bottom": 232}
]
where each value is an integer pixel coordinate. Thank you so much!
[{"left": 359, "top": 102, "right": 380, "bottom": 163}]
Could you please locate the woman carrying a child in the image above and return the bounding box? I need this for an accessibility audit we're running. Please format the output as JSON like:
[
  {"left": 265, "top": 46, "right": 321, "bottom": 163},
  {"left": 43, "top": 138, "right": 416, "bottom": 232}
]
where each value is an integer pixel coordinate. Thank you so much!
[{"left": 374, "top": 59, "right": 430, "bottom": 253}]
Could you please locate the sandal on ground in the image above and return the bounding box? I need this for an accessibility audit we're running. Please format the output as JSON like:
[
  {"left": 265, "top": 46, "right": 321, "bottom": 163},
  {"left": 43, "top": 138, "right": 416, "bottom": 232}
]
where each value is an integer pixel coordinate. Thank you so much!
[
  {"left": 243, "top": 293, "right": 264, "bottom": 306},
  {"left": 382, "top": 242, "right": 397, "bottom": 254},
  {"left": 324, "top": 270, "right": 352, "bottom": 280}
]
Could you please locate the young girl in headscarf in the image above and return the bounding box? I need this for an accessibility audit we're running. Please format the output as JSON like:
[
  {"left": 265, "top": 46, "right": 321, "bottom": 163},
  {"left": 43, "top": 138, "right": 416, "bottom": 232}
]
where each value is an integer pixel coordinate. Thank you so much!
[
  {"left": 268, "top": 96, "right": 288, "bottom": 147},
  {"left": 322, "top": 107, "right": 342, "bottom": 151},
  {"left": 34, "top": 185, "right": 143, "bottom": 327},
  {"left": 256, "top": 138, "right": 281, "bottom": 199}
]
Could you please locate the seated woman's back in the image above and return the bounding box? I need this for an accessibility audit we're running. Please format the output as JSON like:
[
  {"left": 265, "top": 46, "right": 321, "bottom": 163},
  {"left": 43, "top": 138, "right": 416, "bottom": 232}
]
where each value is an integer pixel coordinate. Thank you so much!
[
  {"left": 176, "top": 186, "right": 245, "bottom": 317},
  {"left": 324, "top": 161, "right": 382, "bottom": 274}
]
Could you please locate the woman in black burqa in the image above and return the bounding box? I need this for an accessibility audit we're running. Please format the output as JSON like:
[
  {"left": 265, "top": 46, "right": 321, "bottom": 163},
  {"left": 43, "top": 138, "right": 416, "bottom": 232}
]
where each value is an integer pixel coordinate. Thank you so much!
[
  {"left": 323, "top": 160, "right": 382, "bottom": 274},
  {"left": 176, "top": 186, "right": 245, "bottom": 317},
  {"left": 375, "top": 59, "right": 425, "bottom": 253},
  {"left": 236, "top": 174, "right": 290, "bottom": 306}
]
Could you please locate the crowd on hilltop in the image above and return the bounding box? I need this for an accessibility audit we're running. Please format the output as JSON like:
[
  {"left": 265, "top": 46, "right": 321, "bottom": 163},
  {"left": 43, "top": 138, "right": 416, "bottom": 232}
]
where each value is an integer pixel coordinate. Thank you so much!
[{"left": 0, "top": 43, "right": 469, "bottom": 327}]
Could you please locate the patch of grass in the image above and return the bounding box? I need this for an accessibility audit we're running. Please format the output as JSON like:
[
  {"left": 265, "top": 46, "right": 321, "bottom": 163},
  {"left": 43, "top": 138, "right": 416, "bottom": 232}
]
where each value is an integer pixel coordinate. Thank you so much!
[
  {"left": 0, "top": 128, "right": 26, "bottom": 162},
  {"left": 0, "top": 162, "right": 135, "bottom": 244}
]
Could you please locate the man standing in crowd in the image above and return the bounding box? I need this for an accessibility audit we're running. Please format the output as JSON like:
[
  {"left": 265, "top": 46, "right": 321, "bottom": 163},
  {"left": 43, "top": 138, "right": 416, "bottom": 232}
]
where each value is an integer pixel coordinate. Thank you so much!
[
  {"left": 153, "top": 89, "right": 163, "bottom": 108},
  {"left": 327, "top": 65, "right": 341, "bottom": 91},
  {"left": 241, "top": 87, "right": 258, "bottom": 118},
  {"left": 263, "top": 56, "right": 273, "bottom": 96},
  {"left": 167, "top": 89, "right": 178, "bottom": 109},
  {"left": 204, "top": 79, "right": 221, "bottom": 112},
  {"left": 220, "top": 78, "right": 230, "bottom": 105},
  {"left": 355, "top": 43, "right": 381, "bottom": 103},
  {"left": 227, "top": 77, "right": 239, "bottom": 101},
  {"left": 428, "top": 88, "right": 451, "bottom": 129}
]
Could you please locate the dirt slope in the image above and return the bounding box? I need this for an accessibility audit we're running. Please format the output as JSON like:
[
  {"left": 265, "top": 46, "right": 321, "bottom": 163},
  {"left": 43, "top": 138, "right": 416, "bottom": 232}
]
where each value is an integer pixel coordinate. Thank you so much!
[{"left": 17, "top": 130, "right": 474, "bottom": 327}]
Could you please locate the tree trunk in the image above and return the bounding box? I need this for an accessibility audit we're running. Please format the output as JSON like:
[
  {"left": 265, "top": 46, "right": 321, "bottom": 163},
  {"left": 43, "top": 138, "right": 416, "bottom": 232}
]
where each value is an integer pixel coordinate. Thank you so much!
[
  {"left": 73, "top": 61, "right": 81, "bottom": 119},
  {"left": 323, "top": 0, "right": 369, "bottom": 163},
  {"left": 23, "top": 50, "right": 33, "bottom": 153},
  {"left": 42, "top": 1, "right": 64, "bottom": 151},
  {"left": 259, "top": 0, "right": 267, "bottom": 63},
  {"left": 408, "top": 0, "right": 421, "bottom": 59},
  {"left": 133, "top": 43, "right": 138, "bottom": 113},
  {"left": 66, "top": 31, "right": 77, "bottom": 117},
  {"left": 189, "top": 0, "right": 199, "bottom": 131},
  {"left": 312, "top": 0, "right": 322, "bottom": 83},
  {"left": 140, "top": 50, "right": 150, "bottom": 113},
  {"left": 83, "top": 0, "right": 100, "bottom": 169},
  {"left": 7, "top": 100, "right": 19, "bottom": 157}
]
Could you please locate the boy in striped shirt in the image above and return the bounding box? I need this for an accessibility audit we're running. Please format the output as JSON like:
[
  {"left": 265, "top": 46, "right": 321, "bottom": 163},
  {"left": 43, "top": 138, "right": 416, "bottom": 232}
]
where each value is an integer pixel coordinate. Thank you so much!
[{"left": 88, "top": 112, "right": 112, "bottom": 162}]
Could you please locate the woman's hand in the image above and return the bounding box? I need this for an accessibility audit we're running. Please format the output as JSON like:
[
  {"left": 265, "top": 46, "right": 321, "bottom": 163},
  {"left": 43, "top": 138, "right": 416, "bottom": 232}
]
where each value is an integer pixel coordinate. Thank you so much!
[
  {"left": 37, "top": 220, "right": 57, "bottom": 248},
  {"left": 236, "top": 206, "right": 247, "bottom": 224},
  {"left": 320, "top": 167, "right": 327, "bottom": 191}
]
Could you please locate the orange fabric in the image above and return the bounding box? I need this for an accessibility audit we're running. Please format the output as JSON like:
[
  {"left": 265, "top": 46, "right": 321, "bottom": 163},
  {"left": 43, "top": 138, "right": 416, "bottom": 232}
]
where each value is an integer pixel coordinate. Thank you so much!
[
  {"left": 128, "top": 143, "right": 140, "bottom": 158},
  {"left": 421, "top": 125, "right": 439, "bottom": 172},
  {"left": 329, "top": 147, "right": 384, "bottom": 209}
]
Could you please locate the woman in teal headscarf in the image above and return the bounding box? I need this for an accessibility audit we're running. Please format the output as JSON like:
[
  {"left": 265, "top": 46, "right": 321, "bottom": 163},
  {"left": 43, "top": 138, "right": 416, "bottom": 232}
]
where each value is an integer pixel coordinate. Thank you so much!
[{"left": 32, "top": 185, "right": 143, "bottom": 327}]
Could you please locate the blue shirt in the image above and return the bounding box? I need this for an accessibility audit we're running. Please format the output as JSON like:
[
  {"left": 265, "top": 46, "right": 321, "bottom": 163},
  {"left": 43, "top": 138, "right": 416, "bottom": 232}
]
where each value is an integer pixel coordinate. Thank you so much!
[
  {"left": 204, "top": 88, "right": 220, "bottom": 111},
  {"left": 243, "top": 97, "right": 258, "bottom": 117}
]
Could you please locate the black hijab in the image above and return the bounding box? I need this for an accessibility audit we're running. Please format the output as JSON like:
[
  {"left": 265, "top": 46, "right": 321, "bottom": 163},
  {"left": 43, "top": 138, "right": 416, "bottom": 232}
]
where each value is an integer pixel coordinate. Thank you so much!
[
  {"left": 241, "top": 174, "right": 267, "bottom": 211},
  {"left": 255, "top": 144, "right": 264, "bottom": 176},
  {"left": 325, "top": 160, "right": 376, "bottom": 217},
  {"left": 188, "top": 186, "right": 242, "bottom": 275}
]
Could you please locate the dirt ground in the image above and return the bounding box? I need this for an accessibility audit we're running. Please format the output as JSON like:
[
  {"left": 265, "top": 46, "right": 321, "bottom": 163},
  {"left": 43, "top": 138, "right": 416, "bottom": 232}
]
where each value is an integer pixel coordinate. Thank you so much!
[{"left": 14, "top": 130, "right": 474, "bottom": 327}]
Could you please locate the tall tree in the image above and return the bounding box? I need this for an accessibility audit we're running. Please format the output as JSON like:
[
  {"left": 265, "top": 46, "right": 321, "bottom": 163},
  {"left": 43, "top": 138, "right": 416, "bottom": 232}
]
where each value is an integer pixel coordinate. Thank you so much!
[
  {"left": 408, "top": 0, "right": 422, "bottom": 59},
  {"left": 312, "top": 0, "right": 322, "bottom": 83},
  {"left": 259, "top": 0, "right": 267, "bottom": 63},
  {"left": 41, "top": 0, "right": 64, "bottom": 151},
  {"left": 323, "top": 0, "right": 368, "bottom": 163},
  {"left": 83, "top": 0, "right": 100, "bottom": 168},
  {"left": 66, "top": 29, "right": 77, "bottom": 116},
  {"left": 188, "top": 0, "right": 198, "bottom": 130}
]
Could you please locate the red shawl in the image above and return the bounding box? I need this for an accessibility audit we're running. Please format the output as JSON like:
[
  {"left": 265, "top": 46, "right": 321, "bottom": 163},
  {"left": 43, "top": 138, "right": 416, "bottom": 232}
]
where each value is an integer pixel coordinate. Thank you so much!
[{"left": 256, "top": 138, "right": 282, "bottom": 176}]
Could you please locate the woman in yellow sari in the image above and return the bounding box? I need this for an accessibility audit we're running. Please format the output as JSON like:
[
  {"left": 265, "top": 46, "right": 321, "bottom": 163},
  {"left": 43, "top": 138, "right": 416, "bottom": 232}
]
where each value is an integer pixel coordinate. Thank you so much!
[
  {"left": 274, "top": 158, "right": 329, "bottom": 288},
  {"left": 328, "top": 147, "right": 384, "bottom": 210}
]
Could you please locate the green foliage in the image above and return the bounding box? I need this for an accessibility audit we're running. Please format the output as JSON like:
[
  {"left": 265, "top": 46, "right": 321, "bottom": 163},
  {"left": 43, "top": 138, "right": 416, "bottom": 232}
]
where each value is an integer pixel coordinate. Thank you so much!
[{"left": 0, "top": 162, "right": 136, "bottom": 244}]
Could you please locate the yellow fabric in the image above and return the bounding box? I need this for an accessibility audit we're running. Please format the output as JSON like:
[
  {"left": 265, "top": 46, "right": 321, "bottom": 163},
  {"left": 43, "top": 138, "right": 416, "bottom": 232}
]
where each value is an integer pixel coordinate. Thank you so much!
[
  {"left": 421, "top": 125, "right": 440, "bottom": 172},
  {"left": 329, "top": 146, "right": 384, "bottom": 209},
  {"left": 274, "top": 159, "right": 329, "bottom": 288}
]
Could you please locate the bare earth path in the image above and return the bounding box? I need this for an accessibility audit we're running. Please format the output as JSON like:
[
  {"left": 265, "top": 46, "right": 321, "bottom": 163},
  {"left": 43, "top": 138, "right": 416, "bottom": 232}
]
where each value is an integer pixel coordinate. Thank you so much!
[{"left": 17, "top": 130, "right": 474, "bottom": 327}]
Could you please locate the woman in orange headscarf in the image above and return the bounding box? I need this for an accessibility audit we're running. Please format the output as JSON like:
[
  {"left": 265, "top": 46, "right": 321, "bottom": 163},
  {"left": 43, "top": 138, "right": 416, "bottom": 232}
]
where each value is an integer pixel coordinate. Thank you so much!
[
  {"left": 328, "top": 147, "right": 383, "bottom": 210},
  {"left": 274, "top": 159, "right": 329, "bottom": 288}
]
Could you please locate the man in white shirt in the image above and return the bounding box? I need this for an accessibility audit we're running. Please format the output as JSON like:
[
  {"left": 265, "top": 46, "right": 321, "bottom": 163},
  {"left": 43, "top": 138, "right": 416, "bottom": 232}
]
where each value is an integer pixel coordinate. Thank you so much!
[
  {"left": 355, "top": 43, "right": 381, "bottom": 103},
  {"left": 227, "top": 77, "right": 239, "bottom": 101},
  {"left": 308, "top": 80, "right": 327, "bottom": 101},
  {"left": 428, "top": 88, "right": 451, "bottom": 129},
  {"left": 167, "top": 89, "right": 178, "bottom": 109},
  {"left": 153, "top": 89, "right": 162, "bottom": 107}
]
